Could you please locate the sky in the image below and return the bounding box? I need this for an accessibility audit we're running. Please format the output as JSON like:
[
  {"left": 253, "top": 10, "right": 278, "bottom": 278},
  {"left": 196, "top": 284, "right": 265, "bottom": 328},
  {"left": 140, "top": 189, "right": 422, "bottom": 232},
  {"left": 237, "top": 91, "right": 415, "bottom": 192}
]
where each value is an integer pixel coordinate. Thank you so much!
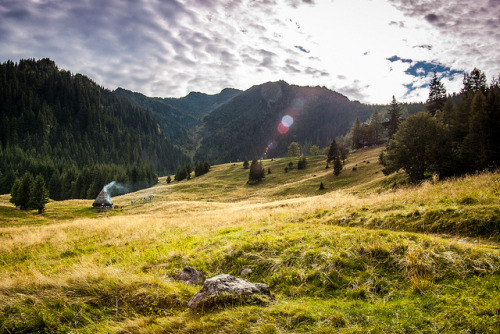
[{"left": 0, "top": 0, "right": 499, "bottom": 104}]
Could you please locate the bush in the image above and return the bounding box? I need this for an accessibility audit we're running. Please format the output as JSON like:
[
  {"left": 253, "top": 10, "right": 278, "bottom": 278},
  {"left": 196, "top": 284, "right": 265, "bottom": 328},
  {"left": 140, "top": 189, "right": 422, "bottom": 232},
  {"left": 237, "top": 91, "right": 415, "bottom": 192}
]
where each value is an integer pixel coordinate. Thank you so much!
[{"left": 297, "top": 157, "right": 307, "bottom": 170}]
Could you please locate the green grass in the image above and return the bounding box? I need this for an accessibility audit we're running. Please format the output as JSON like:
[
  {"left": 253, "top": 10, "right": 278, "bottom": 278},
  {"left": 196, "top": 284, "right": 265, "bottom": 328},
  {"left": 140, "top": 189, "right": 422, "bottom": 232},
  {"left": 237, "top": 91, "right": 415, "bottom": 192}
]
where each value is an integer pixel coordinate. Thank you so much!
[{"left": 1, "top": 147, "right": 499, "bottom": 333}]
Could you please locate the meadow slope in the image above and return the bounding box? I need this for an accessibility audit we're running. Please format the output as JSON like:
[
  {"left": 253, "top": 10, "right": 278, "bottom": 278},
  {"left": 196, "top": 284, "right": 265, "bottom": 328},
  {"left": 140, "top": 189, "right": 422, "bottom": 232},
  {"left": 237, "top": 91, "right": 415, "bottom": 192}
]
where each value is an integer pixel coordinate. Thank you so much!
[{"left": 0, "top": 147, "right": 499, "bottom": 333}]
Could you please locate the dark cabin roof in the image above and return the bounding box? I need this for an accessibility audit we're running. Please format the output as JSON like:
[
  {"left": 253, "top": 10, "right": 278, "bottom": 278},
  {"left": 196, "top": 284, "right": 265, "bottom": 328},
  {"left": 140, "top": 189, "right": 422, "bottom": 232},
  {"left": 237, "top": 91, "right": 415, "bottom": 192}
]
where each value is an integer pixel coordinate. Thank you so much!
[{"left": 93, "top": 189, "right": 113, "bottom": 207}]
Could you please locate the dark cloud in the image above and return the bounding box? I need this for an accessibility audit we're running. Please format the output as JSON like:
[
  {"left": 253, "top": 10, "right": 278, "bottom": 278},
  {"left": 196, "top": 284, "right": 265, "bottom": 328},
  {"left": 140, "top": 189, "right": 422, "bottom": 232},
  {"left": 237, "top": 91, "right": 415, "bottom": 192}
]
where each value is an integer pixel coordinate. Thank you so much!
[
  {"left": 387, "top": 55, "right": 413, "bottom": 63},
  {"left": 413, "top": 44, "right": 433, "bottom": 50},
  {"left": 424, "top": 13, "right": 439, "bottom": 23},
  {"left": 294, "top": 45, "right": 310, "bottom": 53}
]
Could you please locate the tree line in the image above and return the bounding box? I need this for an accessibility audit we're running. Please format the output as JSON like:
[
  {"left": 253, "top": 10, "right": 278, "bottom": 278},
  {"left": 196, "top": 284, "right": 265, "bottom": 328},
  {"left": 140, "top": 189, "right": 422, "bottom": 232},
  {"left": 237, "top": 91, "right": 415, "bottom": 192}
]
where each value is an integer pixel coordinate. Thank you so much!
[{"left": 380, "top": 69, "right": 500, "bottom": 182}]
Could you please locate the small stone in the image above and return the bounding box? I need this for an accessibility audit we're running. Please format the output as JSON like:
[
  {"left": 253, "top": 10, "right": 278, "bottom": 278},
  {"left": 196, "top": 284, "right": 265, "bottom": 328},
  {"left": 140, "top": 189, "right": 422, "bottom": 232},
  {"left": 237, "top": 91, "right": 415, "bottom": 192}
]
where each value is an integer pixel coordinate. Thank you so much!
[
  {"left": 240, "top": 268, "right": 253, "bottom": 276},
  {"left": 174, "top": 266, "right": 205, "bottom": 285}
]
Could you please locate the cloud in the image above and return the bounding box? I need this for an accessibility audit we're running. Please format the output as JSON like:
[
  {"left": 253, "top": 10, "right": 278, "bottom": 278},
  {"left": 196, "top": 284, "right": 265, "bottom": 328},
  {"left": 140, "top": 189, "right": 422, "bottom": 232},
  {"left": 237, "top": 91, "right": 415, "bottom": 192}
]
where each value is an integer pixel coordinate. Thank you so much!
[
  {"left": 388, "top": 0, "right": 500, "bottom": 79},
  {"left": 294, "top": 45, "right": 310, "bottom": 53},
  {"left": 387, "top": 55, "right": 413, "bottom": 63},
  {"left": 389, "top": 20, "right": 405, "bottom": 28}
]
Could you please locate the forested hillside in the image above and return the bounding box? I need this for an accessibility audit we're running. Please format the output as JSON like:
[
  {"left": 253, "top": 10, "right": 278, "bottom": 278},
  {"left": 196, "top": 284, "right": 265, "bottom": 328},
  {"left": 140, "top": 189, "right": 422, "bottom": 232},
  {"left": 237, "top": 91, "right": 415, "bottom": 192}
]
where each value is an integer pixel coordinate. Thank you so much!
[
  {"left": 193, "top": 81, "right": 375, "bottom": 164},
  {"left": 114, "top": 87, "right": 240, "bottom": 155},
  {"left": 0, "top": 58, "right": 188, "bottom": 199}
]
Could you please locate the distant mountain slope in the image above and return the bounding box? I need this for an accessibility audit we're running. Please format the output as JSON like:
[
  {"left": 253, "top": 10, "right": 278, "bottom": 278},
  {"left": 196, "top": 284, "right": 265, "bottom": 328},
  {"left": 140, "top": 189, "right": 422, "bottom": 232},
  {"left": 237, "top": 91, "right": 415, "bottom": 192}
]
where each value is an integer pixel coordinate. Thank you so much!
[
  {"left": 194, "top": 81, "right": 374, "bottom": 164},
  {"left": 114, "top": 87, "right": 241, "bottom": 155}
]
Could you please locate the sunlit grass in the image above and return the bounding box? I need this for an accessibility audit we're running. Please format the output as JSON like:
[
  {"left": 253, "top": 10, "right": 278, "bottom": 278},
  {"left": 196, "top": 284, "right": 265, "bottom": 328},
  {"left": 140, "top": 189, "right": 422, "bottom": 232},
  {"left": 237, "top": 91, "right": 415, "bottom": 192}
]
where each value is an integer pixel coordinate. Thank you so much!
[{"left": 1, "top": 147, "right": 499, "bottom": 333}]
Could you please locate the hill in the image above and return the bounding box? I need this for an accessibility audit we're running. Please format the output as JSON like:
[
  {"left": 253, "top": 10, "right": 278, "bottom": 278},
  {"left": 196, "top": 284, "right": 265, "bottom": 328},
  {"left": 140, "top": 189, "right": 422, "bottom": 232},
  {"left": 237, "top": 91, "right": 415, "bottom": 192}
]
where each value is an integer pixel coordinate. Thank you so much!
[
  {"left": 114, "top": 87, "right": 241, "bottom": 154},
  {"left": 0, "top": 59, "right": 189, "bottom": 198},
  {"left": 0, "top": 147, "right": 498, "bottom": 333},
  {"left": 194, "top": 81, "right": 375, "bottom": 163}
]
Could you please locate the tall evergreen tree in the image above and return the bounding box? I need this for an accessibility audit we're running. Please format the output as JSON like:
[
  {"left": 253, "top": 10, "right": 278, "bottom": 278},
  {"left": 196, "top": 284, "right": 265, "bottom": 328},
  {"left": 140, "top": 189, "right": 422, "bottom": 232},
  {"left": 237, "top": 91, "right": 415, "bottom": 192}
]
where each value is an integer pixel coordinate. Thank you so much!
[
  {"left": 30, "top": 174, "right": 49, "bottom": 213},
  {"left": 327, "top": 139, "right": 339, "bottom": 166},
  {"left": 368, "top": 110, "right": 382, "bottom": 144},
  {"left": 333, "top": 157, "right": 343, "bottom": 176},
  {"left": 387, "top": 96, "right": 402, "bottom": 139},
  {"left": 9, "top": 178, "right": 20, "bottom": 206},
  {"left": 427, "top": 72, "right": 447, "bottom": 116},
  {"left": 462, "top": 68, "right": 487, "bottom": 94},
  {"left": 17, "top": 171, "right": 34, "bottom": 209},
  {"left": 350, "top": 117, "right": 362, "bottom": 149}
]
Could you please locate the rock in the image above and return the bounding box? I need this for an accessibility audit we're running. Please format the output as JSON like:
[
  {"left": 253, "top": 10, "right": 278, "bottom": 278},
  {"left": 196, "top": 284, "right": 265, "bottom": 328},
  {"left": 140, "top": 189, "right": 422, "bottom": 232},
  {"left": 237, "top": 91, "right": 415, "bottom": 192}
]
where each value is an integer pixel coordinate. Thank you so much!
[
  {"left": 187, "top": 274, "right": 275, "bottom": 309},
  {"left": 240, "top": 268, "right": 253, "bottom": 276},
  {"left": 174, "top": 266, "right": 205, "bottom": 285}
]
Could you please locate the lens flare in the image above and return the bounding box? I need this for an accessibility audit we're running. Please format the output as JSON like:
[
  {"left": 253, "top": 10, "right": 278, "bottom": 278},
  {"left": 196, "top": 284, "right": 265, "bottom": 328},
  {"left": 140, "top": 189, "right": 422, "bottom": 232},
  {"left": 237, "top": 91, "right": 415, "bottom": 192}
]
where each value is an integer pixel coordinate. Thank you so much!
[
  {"left": 277, "top": 122, "right": 289, "bottom": 134},
  {"left": 281, "top": 115, "right": 294, "bottom": 127}
]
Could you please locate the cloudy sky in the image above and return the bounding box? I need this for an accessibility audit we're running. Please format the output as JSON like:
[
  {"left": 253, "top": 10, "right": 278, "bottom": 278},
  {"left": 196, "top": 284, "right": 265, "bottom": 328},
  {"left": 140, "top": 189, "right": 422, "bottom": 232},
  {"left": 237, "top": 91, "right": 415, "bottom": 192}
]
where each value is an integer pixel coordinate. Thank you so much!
[{"left": 1, "top": 0, "right": 499, "bottom": 104}]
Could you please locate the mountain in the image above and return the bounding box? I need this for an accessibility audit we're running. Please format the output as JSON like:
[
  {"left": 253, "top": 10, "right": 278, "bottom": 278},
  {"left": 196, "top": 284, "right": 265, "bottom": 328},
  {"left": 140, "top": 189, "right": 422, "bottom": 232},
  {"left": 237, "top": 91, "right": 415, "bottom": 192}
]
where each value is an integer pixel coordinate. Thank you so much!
[
  {"left": 114, "top": 87, "right": 241, "bottom": 154},
  {"left": 0, "top": 58, "right": 188, "bottom": 197},
  {"left": 193, "top": 81, "right": 375, "bottom": 164}
]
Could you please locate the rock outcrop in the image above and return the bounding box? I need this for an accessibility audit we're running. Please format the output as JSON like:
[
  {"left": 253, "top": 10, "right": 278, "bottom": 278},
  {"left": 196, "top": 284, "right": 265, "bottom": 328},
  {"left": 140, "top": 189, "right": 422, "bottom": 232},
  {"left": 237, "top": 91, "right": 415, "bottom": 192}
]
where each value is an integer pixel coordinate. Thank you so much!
[{"left": 187, "top": 274, "right": 275, "bottom": 309}]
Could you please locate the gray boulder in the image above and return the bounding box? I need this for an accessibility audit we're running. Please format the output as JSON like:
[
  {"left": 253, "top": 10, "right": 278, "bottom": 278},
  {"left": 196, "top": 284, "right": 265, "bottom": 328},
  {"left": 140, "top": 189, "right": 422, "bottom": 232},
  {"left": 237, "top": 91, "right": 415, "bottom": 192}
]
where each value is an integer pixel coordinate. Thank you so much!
[
  {"left": 174, "top": 266, "right": 205, "bottom": 285},
  {"left": 187, "top": 274, "right": 275, "bottom": 309}
]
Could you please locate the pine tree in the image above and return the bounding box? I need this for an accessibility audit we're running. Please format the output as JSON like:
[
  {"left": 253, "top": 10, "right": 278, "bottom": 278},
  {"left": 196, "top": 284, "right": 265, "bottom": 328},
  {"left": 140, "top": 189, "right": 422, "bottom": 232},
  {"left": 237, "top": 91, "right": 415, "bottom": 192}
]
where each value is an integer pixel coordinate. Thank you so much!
[
  {"left": 333, "top": 157, "right": 343, "bottom": 176},
  {"left": 368, "top": 110, "right": 382, "bottom": 144},
  {"left": 30, "top": 174, "right": 49, "bottom": 213},
  {"left": 327, "top": 139, "right": 339, "bottom": 165},
  {"left": 427, "top": 72, "right": 447, "bottom": 116},
  {"left": 243, "top": 159, "right": 249, "bottom": 169},
  {"left": 17, "top": 171, "right": 34, "bottom": 209},
  {"left": 387, "top": 96, "right": 401, "bottom": 138},
  {"left": 462, "top": 68, "right": 487, "bottom": 94},
  {"left": 10, "top": 178, "right": 20, "bottom": 206},
  {"left": 350, "top": 117, "right": 362, "bottom": 149}
]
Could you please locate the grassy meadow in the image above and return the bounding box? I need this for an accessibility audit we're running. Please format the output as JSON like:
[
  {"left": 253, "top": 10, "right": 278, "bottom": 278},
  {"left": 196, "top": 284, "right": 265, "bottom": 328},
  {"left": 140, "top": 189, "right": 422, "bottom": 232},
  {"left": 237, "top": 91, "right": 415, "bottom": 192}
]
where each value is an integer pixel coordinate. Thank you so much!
[{"left": 0, "top": 147, "right": 499, "bottom": 333}]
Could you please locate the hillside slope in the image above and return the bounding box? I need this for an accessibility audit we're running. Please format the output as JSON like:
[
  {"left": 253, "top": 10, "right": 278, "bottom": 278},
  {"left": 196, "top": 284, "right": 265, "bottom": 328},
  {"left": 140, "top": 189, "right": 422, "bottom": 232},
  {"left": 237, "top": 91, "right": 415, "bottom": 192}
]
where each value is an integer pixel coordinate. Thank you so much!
[
  {"left": 194, "top": 81, "right": 374, "bottom": 164},
  {"left": 0, "top": 147, "right": 499, "bottom": 333}
]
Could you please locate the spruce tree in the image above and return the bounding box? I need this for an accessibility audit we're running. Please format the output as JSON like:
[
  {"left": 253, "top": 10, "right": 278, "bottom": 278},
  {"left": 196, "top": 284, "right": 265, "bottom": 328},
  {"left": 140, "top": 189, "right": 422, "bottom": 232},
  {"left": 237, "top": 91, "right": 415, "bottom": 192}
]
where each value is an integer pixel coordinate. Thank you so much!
[
  {"left": 427, "top": 72, "right": 447, "bottom": 116},
  {"left": 350, "top": 117, "right": 362, "bottom": 149},
  {"left": 333, "top": 157, "right": 343, "bottom": 176},
  {"left": 30, "top": 174, "right": 49, "bottom": 213},
  {"left": 17, "top": 172, "right": 34, "bottom": 209},
  {"left": 10, "top": 178, "right": 20, "bottom": 206},
  {"left": 368, "top": 110, "right": 382, "bottom": 144},
  {"left": 327, "top": 139, "right": 339, "bottom": 165},
  {"left": 387, "top": 96, "right": 401, "bottom": 139}
]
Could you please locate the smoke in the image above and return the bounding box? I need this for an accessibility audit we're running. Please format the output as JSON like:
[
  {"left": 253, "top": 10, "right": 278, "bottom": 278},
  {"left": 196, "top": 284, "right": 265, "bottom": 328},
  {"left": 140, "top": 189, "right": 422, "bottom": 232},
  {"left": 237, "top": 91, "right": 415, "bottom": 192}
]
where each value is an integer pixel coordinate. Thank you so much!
[{"left": 103, "top": 181, "right": 129, "bottom": 197}]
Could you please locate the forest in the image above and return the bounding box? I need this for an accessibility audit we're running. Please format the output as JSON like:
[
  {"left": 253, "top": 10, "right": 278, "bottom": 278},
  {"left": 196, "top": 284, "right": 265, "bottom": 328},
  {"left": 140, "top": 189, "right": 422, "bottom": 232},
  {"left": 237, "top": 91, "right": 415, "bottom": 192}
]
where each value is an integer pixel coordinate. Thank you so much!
[{"left": 0, "top": 58, "right": 188, "bottom": 200}]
